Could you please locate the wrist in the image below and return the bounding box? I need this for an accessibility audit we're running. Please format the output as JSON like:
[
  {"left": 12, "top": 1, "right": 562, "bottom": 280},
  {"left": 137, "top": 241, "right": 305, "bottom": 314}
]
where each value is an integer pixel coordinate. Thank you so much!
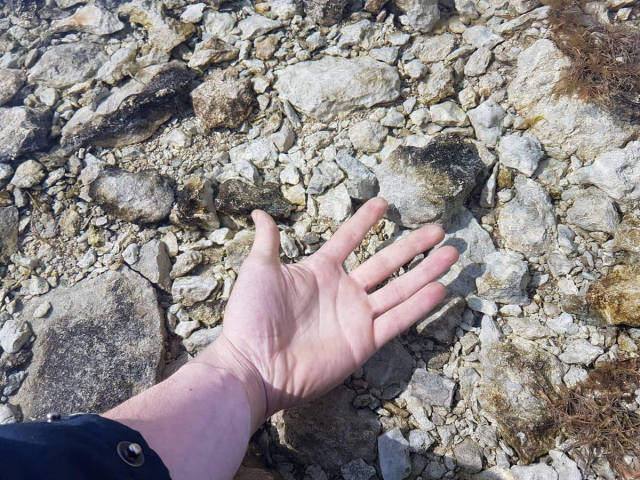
[{"left": 191, "top": 334, "right": 268, "bottom": 432}]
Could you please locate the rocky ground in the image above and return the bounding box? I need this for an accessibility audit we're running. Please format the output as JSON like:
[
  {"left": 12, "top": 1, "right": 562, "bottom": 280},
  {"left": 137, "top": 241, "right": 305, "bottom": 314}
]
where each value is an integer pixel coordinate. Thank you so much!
[{"left": 1, "top": 0, "right": 640, "bottom": 478}]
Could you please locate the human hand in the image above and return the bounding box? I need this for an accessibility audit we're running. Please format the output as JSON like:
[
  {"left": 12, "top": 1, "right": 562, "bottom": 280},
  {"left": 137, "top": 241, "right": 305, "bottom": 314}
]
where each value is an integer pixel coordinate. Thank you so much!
[{"left": 194, "top": 198, "right": 459, "bottom": 431}]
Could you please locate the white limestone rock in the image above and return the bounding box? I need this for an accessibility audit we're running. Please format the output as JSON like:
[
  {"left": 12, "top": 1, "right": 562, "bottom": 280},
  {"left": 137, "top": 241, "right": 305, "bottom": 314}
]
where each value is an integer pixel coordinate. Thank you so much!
[
  {"left": 275, "top": 57, "right": 400, "bottom": 121},
  {"left": 467, "top": 99, "right": 505, "bottom": 147},
  {"left": 497, "top": 176, "right": 556, "bottom": 256},
  {"left": 349, "top": 120, "right": 388, "bottom": 153},
  {"left": 498, "top": 134, "right": 545, "bottom": 177},
  {"left": 476, "top": 251, "right": 530, "bottom": 305},
  {"left": 318, "top": 183, "right": 353, "bottom": 223},
  {"left": 565, "top": 187, "right": 620, "bottom": 234},
  {"left": 568, "top": 141, "right": 640, "bottom": 202}
]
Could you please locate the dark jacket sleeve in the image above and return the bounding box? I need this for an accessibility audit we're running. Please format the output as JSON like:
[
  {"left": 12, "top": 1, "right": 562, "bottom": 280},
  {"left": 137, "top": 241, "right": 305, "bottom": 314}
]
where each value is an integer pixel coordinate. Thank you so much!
[{"left": 0, "top": 413, "right": 171, "bottom": 480}]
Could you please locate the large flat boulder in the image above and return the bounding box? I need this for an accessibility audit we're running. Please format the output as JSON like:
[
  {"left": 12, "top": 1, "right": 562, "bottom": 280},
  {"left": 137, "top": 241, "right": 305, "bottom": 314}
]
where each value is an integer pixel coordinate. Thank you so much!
[
  {"left": 507, "top": 39, "right": 639, "bottom": 161},
  {"left": 272, "top": 385, "right": 380, "bottom": 471},
  {"left": 274, "top": 56, "right": 400, "bottom": 122},
  {"left": 14, "top": 267, "right": 166, "bottom": 420},
  {"left": 28, "top": 42, "right": 107, "bottom": 89}
]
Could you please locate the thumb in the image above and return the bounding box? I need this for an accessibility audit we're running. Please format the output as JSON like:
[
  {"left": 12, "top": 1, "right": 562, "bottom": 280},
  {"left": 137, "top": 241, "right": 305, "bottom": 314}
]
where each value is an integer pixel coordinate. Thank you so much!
[{"left": 249, "top": 210, "right": 280, "bottom": 261}]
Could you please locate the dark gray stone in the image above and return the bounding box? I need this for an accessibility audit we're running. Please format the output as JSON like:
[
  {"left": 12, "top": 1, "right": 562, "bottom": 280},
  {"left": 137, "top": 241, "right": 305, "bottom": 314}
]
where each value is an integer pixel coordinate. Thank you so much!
[
  {"left": 15, "top": 267, "right": 165, "bottom": 419},
  {"left": 340, "top": 459, "right": 378, "bottom": 480},
  {"left": 362, "top": 338, "right": 413, "bottom": 389},
  {"left": 415, "top": 294, "right": 465, "bottom": 343},
  {"left": 408, "top": 369, "right": 456, "bottom": 409},
  {"left": 215, "top": 179, "right": 293, "bottom": 219},
  {"left": 378, "top": 427, "right": 411, "bottom": 480},
  {"left": 453, "top": 437, "right": 483, "bottom": 473},
  {"left": 89, "top": 168, "right": 175, "bottom": 224},
  {"left": 0, "top": 107, "right": 51, "bottom": 163},
  {"left": 274, "top": 385, "right": 381, "bottom": 471}
]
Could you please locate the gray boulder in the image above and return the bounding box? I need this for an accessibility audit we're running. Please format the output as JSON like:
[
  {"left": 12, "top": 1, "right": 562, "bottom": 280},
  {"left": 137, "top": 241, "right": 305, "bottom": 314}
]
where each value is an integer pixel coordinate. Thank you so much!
[
  {"left": 318, "top": 183, "right": 353, "bottom": 223},
  {"left": 376, "top": 135, "right": 484, "bottom": 228},
  {"left": 497, "top": 176, "right": 556, "bottom": 256},
  {"left": 362, "top": 338, "right": 413, "bottom": 389},
  {"left": 415, "top": 293, "right": 465, "bottom": 343},
  {"left": 476, "top": 251, "right": 530, "bottom": 305},
  {"left": 28, "top": 42, "right": 107, "bottom": 89},
  {"left": 190, "top": 69, "right": 256, "bottom": 130},
  {"left": 453, "top": 437, "right": 483, "bottom": 473},
  {"left": 0, "top": 206, "right": 19, "bottom": 264},
  {"left": 129, "top": 240, "right": 172, "bottom": 291},
  {"left": 378, "top": 428, "right": 411, "bottom": 480},
  {"left": 61, "top": 63, "right": 193, "bottom": 151},
  {"left": 568, "top": 140, "right": 640, "bottom": 203},
  {"left": 335, "top": 151, "right": 378, "bottom": 201},
  {"left": 88, "top": 168, "right": 175, "bottom": 224},
  {"left": 467, "top": 100, "right": 505, "bottom": 147},
  {"left": 434, "top": 208, "right": 496, "bottom": 297},
  {"left": 273, "top": 385, "right": 380, "bottom": 471},
  {"left": 14, "top": 267, "right": 165, "bottom": 419},
  {"left": 511, "top": 464, "right": 558, "bottom": 480},
  {"left": 476, "top": 341, "right": 567, "bottom": 463},
  {"left": 508, "top": 39, "right": 639, "bottom": 160},
  {"left": 565, "top": 187, "right": 619, "bottom": 234},
  {"left": 0, "top": 319, "right": 31, "bottom": 354},
  {"left": 10, "top": 160, "right": 45, "bottom": 189},
  {"left": 0, "top": 68, "right": 25, "bottom": 106},
  {"left": 0, "top": 107, "right": 51, "bottom": 163},
  {"left": 275, "top": 57, "right": 400, "bottom": 122},
  {"left": 408, "top": 369, "right": 456, "bottom": 409},
  {"left": 51, "top": 4, "right": 125, "bottom": 36},
  {"left": 188, "top": 37, "right": 239, "bottom": 69},
  {"left": 498, "top": 134, "right": 545, "bottom": 177}
]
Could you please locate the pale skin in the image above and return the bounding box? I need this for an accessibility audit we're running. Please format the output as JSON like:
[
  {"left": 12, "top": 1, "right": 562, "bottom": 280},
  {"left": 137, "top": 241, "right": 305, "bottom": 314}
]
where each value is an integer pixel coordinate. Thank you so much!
[{"left": 105, "top": 198, "right": 459, "bottom": 479}]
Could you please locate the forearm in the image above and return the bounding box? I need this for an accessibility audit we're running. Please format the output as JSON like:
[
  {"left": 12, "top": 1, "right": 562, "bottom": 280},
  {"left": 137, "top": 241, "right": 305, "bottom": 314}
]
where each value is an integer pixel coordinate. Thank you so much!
[{"left": 103, "top": 362, "right": 253, "bottom": 480}]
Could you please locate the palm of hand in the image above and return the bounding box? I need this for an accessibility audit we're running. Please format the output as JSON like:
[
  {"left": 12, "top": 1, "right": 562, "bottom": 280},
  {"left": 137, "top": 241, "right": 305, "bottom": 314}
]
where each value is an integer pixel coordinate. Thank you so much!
[
  {"left": 224, "top": 256, "right": 375, "bottom": 415},
  {"left": 205, "top": 199, "right": 458, "bottom": 423}
]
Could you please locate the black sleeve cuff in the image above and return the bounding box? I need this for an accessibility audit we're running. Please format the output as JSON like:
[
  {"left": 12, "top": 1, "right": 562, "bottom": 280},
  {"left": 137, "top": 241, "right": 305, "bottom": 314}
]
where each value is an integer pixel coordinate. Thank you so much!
[{"left": 0, "top": 413, "right": 171, "bottom": 480}]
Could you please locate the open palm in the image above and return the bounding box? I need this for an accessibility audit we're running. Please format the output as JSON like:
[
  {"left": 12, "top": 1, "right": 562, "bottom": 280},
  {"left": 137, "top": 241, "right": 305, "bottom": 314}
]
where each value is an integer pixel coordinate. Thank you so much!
[{"left": 197, "top": 198, "right": 458, "bottom": 429}]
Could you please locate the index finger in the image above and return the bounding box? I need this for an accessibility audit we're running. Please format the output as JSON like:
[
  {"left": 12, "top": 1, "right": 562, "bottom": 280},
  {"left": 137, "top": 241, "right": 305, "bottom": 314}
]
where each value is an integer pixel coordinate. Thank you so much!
[{"left": 316, "top": 197, "right": 388, "bottom": 262}]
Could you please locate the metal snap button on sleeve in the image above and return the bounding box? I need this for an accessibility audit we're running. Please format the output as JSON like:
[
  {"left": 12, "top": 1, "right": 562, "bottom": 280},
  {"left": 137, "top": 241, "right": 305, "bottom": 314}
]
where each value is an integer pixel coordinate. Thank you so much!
[
  {"left": 46, "top": 412, "right": 61, "bottom": 423},
  {"left": 117, "top": 441, "right": 145, "bottom": 467}
]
